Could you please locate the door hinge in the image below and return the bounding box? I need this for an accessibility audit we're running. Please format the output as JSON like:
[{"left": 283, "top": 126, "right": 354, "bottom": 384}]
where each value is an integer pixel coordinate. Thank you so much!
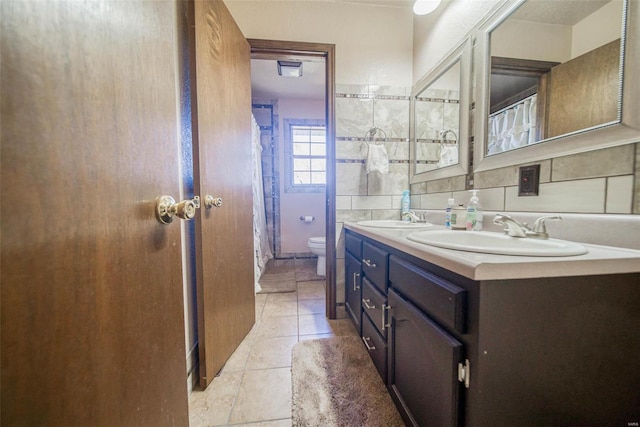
[{"left": 458, "top": 359, "right": 470, "bottom": 388}]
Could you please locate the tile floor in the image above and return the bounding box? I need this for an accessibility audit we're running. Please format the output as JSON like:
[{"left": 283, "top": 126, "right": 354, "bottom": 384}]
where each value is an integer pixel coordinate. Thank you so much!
[{"left": 188, "top": 259, "right": 355, "bottom": 427}]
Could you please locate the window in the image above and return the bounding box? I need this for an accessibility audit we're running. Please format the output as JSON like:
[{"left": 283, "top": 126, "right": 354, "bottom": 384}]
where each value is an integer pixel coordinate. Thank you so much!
[{"left": 284, "top": 119, "right": 326, "bottom": 192}]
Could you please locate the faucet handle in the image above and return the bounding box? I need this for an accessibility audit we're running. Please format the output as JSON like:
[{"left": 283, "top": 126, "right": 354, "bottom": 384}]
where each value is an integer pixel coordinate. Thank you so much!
[{"left": 532, "top": 215, "right": 562, "bottom": 233}]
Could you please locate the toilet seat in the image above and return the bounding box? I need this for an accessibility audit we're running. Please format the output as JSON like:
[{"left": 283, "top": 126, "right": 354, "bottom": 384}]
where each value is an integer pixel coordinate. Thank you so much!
[{"left": 308, "top": 236, "right": 325, "bottom": 247}]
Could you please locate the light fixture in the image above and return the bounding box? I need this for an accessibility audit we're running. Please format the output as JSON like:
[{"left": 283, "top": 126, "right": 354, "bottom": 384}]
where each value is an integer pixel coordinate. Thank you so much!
[
  {"left": 277, "top": 60, "right": 303, "bottom": 77},
  {"left": 413, "top": 0, "right": 441, "bottom": 15}
]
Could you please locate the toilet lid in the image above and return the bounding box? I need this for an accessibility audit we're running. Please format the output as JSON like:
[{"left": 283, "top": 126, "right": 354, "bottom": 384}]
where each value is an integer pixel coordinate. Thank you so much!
[{"left": 309, "top": 236, "right": 325, "bottom": 244}]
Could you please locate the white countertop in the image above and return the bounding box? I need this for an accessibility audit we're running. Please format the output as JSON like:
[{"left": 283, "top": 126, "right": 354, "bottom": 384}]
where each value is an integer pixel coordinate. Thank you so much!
[{"left": 344, "top": 222, "right": 640, "bottom": 281}]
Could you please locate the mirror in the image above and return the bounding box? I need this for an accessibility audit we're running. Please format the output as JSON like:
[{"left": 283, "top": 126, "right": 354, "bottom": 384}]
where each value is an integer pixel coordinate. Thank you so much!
[
  {"left": 410, "top": 38, "right": 471, "bottom": 183},
  {"left": 474, "top": 0, "right": 640, "bottom": 172}
]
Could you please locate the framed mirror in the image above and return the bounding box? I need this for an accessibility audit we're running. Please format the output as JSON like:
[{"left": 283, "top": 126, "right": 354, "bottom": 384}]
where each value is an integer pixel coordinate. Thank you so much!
[
  {"left": 474, "top": 0, "right": 640, "bottom": 172},
  {"left": 410, "top": 38, "right": 471, "bottom": 183}
]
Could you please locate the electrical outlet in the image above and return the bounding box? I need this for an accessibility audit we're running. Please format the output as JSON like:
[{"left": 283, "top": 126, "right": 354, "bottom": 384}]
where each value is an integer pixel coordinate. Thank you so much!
[{"left": 518, "top": 164, "right": 540, "bottom": 196}]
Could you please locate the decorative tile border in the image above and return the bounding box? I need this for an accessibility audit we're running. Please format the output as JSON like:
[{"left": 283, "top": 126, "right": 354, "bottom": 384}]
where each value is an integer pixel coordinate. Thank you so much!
[{"left": 337, "top": 93, "right": 410, "bottom": 101}]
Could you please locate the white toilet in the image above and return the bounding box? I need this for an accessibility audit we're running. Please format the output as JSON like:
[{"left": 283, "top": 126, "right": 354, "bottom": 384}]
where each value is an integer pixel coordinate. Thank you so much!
[{"left": 308, "top": 236, "right": 326, "bottom": 276}]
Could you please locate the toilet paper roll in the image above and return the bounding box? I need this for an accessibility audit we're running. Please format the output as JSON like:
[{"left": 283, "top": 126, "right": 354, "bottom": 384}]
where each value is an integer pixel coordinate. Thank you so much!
[{"left": 300, "top": 216, "right": 315, "bottom": 223}]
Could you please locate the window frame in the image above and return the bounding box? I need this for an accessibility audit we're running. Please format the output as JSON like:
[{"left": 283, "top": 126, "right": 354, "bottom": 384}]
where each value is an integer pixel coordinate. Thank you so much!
[{"left": 284, "top": 118, "right": 327, "bottom": 193}]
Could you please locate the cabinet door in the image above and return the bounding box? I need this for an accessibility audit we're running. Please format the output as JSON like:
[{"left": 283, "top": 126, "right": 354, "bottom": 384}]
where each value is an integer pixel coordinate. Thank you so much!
[
  {"left": 345, "top": 251, "right": 362, "bottom": 333},
  {"left": 388, "top": 289, "right": 463, "bottom": 427}
]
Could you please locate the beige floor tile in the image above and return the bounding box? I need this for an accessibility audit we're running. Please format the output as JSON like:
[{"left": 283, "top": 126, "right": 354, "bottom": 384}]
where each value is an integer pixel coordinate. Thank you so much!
[
  {"left": 254, "top": 315, "right": 298, "bottom": 338},
  {"left": 220, "top": 337, "right": 253, "bottom": 374},
  {"left": 298, "top": 333, "right": 336, "bottom": 341},
  {"left": 246, "top": 335, "right": 298, "bottom": 370},
  {"left": 228, "top": 368, "right": 292, "bottom": 424},
  {"left": 262, "top": 299, "right": 298, "bottom": 317},
  {"left": 298, "top": 313, "right": 337, "bottom": 336},
  {"left": 188, "top": 371, "right": 243, "bottom": 426},
  {"left": 265, "top": 291, "right": 298, "bottom": 303},
  {"left": 297, "top": 298, "right": 325, "bottom": 315},
  {"left": 297, "top": 281, "right": 325, "bottom": 300}
]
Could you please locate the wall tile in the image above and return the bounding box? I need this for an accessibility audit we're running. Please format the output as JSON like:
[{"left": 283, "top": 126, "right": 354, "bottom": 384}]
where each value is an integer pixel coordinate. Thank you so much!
[
  {"left": 505, "top": 178, "right": 606, "bottom": 213},
  {"left": 606, "top": 175, "right": 633, "bottom": 214},
  {"left": 411, "top": 181, "right": 428, "bottom": 194},
  {"left": 420, "top": 192, "right": 451, "bottom": 210},
  {"left": 336, "top": 209, "right": 372, "bottom": 222},
  {"left": 369, "top": 85, "right": 407, "bottom": 97},
  {"left": 473, "top": 160, "right": 551, "bottom": 188},
  {"left": 386, "top": 141, "right": 410, "bottom": 161},
  {"left": 336, "top": 140, "right": 367, "bottom": 160},
  {"left": 367, "top": 163, "right": 410, "bottom": 195},
  {"left": 374, "top": 99, "right": 410, "bottom": 139},
  {"left": 372, "top": 210, "right": 403, "bottom": 220},
  {"left": 336, "top": 84, "right": 368, "bottom": 95},
  {"left": 551, "top": 144, "right": 635, "bottom": 181},
  {"left": 335, "top": 196, "right": 352, "bottom": 210},
  {"left": 392, "top": 194, "right": 403, "bottom": 209},
  {"left": 336, "top": 163, "right": 367, "bottom": 195},
  {"left": 452, "top": 187, "right": 505, "bottom": 211},
  {"left": 352, "top": 195, "right": 393, "bottom": 210},
  {"left": 336, "top": 97, "right": 373, "bottom": 138},
  {"left": 426, "top": 174, "right": 466, "bottom": 193}
]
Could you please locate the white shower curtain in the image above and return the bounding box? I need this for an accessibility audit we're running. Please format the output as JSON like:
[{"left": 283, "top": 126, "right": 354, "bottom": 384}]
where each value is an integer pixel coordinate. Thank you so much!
[
  {"left": 251, "top": 114, "right": 273, "bottom": 292},
  {"left": 488, "top": 94, "right": 537, "bottom": 155}
]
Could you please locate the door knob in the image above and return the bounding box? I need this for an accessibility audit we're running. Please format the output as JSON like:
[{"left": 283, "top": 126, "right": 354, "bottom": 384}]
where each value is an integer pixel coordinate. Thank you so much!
[
  {"left": 156, "top": 195, "right": 199, "bottom": 224},
  {"left": 204, "top": 195, "right": 223, "bottom": 209}
]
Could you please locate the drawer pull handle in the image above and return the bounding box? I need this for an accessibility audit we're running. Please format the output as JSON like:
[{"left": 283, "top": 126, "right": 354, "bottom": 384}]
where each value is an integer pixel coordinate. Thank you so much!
[
  {"left": 362, "top": 298, "right": 376, "bottom": 310},
  {"left": 363, "top": 259, "right": 377, "bottom": 269},
  {"left": 381, "top": 304, "right": 391, "bottom": 331},
  {"left": 353, "top": 272, "right": 360, "bottom": 291},
  {"left": 362, "top": 336, "right": 376, "bottom": 351}
]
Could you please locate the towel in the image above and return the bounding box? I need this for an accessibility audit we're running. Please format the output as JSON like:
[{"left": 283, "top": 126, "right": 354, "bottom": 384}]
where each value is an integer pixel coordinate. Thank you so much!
[{"left": 366, "top": 143, "right": 389, "bottom": 174}]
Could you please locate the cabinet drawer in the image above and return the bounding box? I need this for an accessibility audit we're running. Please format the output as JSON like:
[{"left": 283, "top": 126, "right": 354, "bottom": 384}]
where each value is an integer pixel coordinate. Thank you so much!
[
  {"left": 389, "top": 255, "right": 466, "bottom": 333},
  {"left": 362, "top": 277, "right": 388, "bottom": 338},
  {"left": 345, "top": 232, "right": 363, "bottom": 259},
  {"left": 362, "top": 242, "right": 389, "bottom": 293},
  {"left": 362, "top": 313, "right": 387, "bottom": 382}
]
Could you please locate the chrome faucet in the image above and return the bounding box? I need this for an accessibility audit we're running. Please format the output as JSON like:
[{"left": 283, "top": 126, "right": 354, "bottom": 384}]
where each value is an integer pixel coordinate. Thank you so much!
[
  {"left": 402, "top": 211, "right": 423, "bottom": 223},
  {"left": 493, "top": 214, "right": 562, "bottom": 239}
]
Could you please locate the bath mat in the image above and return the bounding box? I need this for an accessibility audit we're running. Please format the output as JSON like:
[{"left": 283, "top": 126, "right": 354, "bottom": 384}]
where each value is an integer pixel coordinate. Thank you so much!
[
  {"left": 291, "top": 337, "right": 405, "bottom": 426},
  {"left": 257, "top": 271, "right": 297, "bottom": 293}
]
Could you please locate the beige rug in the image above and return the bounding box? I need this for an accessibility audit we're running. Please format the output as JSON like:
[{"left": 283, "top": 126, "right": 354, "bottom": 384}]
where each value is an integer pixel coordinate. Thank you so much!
[
  {"left": 257, "top": 271, "right": 297, "bottom": 293},
  {"left": 291, "top": 337, "right": 405, "bottom": 427}
]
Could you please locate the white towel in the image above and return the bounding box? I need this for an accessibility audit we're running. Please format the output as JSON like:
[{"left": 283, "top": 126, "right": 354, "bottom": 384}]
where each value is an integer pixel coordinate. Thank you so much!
[{"left": 366, "top": 143, "right": 389, "bottom": 174}]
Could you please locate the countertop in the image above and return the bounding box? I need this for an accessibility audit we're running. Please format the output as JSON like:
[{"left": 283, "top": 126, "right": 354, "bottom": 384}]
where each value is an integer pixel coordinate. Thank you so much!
[{"left": 344, "top": 222, "right": 640, "bottom": 281}]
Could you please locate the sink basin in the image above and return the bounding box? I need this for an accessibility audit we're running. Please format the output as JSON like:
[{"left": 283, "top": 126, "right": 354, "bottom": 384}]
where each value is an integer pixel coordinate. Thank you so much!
[
  {"left": 407, "top": 230, "right": 588, "bottom": 257},
  {"left": 357, "top": 220, "right": 433, "bottom": 229}
]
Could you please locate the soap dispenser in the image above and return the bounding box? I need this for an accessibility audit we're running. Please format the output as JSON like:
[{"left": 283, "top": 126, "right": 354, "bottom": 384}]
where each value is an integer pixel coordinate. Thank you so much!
[{"left": 466, "top": 190, "right": 483, "bottom": 231}]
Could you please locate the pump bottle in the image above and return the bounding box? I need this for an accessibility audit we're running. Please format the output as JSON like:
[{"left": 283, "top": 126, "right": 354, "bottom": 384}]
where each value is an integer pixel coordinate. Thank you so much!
[{"left": 466, "top": 190, "right": 483, "bottom": 231}]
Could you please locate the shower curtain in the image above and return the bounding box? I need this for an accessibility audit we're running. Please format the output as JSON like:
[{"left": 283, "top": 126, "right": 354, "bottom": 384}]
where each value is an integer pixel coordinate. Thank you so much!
[
  {"left": 252, "top": 114, "right": 273, "bottom": 292},
  {"left": 488, "top": 93, "right": 537, "bottom": 155}
]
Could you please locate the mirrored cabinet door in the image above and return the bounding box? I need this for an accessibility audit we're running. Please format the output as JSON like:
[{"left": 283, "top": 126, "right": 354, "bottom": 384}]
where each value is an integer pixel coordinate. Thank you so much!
[
  {"left": 473, "top": 0, "right": 640, "bottom": 172},
  {"left": 410, "top": 38, "right": 472, "bottom": 183}
]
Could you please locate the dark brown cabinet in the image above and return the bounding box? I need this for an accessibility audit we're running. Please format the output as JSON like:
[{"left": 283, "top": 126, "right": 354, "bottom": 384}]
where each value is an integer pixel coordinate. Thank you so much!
[
  {"left": 388, "top": 289, "right": 463, "bottom": 427},
  {"left": 344, "top": 228, "right": 640, "bottom": 426},
  {"left": 345, "top": 251, "right": 362, "bottom": 333}
]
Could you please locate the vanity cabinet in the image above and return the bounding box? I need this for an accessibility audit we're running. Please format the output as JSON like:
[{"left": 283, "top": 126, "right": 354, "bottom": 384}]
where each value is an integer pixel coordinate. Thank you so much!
[{"left": 344, "top": 228, "right": 640, "bottom": 427}]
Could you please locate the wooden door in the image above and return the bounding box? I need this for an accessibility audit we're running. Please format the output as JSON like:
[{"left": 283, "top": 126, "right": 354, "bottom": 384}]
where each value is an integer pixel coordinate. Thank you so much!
[
  {"left": 1, "top": 1, "right": 188, "bottom": 425},
  {"left": 190, "top": 0, "right": 256, "bottom": 387}
]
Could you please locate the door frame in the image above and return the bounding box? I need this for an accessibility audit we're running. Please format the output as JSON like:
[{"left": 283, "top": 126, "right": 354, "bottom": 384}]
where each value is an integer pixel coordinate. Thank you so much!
[{"left": 247, "top": 39, "right": 337, "bottom": 319}]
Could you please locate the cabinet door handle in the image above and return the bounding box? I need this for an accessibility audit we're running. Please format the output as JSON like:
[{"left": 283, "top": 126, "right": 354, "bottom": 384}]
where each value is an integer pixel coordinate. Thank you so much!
[
  {"left": 362, "top": 298, "right": 376, "bottom": 310},
  {"left": 362, "top": 259, "right": 376, "bottom": 269},
  {"left": 362, "top": 336, "right": 376, "bottom": 351},
  {"left": 381, "top": 304, "right": 391, "bottom": 330},
  {"left": 353, "top": 272, "right": 360, "bottom": 291}
]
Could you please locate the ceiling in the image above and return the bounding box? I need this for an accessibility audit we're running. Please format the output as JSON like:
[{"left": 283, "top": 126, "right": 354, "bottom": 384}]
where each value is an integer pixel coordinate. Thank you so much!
[{"left": 251, "top": 59, "right": 326, "bottom": 100}]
